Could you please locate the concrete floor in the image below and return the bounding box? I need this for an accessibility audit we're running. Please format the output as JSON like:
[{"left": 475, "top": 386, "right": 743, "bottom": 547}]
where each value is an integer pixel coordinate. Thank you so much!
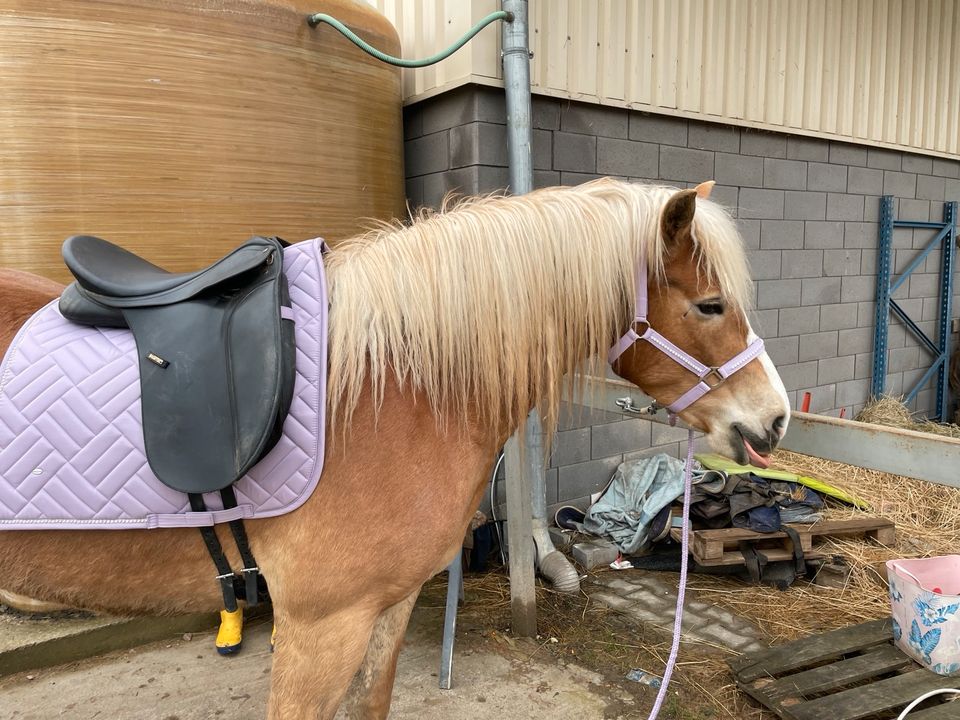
[
  {"left": 0, "top": 607, "right": 638, "bottom": 719},
  {"left": 0, "top": 611, "right": 120, "bottom": 655}
]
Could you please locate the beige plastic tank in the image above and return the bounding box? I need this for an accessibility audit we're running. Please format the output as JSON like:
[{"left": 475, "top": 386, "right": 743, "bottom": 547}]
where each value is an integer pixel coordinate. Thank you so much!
[{"left": 0, "top": 0, "right": 404, "bottom": 282}]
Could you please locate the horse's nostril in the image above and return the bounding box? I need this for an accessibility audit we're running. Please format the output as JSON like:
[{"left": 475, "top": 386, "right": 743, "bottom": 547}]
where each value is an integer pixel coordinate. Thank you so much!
[{"left": 769, "top": 414, "right": 787, "bottom": 443}]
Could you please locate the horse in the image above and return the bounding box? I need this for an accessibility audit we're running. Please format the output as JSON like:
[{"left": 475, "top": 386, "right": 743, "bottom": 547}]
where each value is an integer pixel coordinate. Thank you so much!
[{"left": 0, "top": 178, "right": 789, "bottom": 719}]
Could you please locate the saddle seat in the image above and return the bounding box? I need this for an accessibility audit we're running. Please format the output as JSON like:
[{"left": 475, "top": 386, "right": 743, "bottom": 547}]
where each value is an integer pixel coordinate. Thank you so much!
[
  {"left": 62, "top": 234, "right": 277, "bottom": 303},
  {"left": 58, "top": 235, "right": 296, "bottom": 496}
]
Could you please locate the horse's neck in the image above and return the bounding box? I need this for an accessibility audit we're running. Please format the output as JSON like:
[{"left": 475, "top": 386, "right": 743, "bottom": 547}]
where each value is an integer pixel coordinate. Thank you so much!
[{"left": 325, "top": 191, "right": 647, "bottom": 438}]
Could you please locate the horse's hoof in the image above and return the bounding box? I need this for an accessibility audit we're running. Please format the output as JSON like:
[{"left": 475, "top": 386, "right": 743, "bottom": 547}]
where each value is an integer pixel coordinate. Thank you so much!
[{"left": 215, "top": 608, "right": 244, "bottom": 656}]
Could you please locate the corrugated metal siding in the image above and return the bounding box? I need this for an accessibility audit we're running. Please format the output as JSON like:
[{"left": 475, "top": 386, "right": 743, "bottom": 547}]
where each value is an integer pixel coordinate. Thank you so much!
[
  {"left": 371, "top": 0, "right": 501, "bottom": 98},
  {"left": 371, "top": 0, "right": 960, "bottom": 157}
]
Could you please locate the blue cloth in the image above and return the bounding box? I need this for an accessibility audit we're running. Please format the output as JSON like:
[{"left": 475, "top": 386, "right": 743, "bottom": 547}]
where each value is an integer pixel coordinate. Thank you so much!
[
  {"left": 583, "top": 454, "right": 685, "bottom": 554},
  {"left": 771, "top": 480, "right": 824, "bottom": 524}
]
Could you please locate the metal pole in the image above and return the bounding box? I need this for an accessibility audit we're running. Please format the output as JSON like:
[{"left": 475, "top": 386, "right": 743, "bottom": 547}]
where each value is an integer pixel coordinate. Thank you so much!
[
  {"left": 503, "top": 433, "right": 537, "bottom": 637},
  {"left": 501, "top": 0, "right": 538, "bottom": 638},
  {"left": 937, "top": 201, "right": 957, "bottom": 421},
  {"left": 872, "top": 196, "right": 894, "bottom": 400},
  {"left": 502, "top": 0, "right": 533, "bottom": 195},
  {"left": 438, "top": 551, "right": 462, "bottom": 689}
]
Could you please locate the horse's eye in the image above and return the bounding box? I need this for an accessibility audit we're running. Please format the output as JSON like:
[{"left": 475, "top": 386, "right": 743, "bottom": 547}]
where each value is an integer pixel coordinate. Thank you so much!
[{"left": 695, "top": 302, "right": 724, "bottom": 316}]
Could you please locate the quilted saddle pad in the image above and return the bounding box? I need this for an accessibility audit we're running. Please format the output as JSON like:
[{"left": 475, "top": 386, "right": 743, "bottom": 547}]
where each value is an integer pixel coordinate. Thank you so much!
[{"left": 0, "top": 239, "right": 328, "bottom": 530}]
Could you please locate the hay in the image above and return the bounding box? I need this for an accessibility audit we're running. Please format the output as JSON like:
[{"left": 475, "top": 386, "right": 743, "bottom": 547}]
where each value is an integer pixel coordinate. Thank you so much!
[
  {"left": 856, "top": 394, "right": 960, "bottom": 439},
  {"left": 686, "top": 395, "right": 960, "bottom": 644},
  {"left": 434, "top": 396, "right": 960, "bottom": 716},
  {"left": 690, "top": 446, "right": 960, "bottom": 645}
]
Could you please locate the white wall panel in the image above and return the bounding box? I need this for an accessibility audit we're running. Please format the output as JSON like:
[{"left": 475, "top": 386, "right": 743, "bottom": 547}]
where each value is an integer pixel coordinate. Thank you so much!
[{"left": 371, "top": 0, "right": 960, "bottom": 157}]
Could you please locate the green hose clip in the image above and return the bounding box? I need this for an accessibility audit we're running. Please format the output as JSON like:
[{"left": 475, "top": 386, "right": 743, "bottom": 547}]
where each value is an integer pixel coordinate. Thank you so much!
[{"left": 307, "top": 10, "right": 513, "bottom": 69}]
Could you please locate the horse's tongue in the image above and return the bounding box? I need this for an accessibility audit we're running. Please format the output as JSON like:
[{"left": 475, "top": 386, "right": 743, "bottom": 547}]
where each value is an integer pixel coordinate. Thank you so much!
[{"left": 743, "top": 438, "right": 771, "bottom": 469}]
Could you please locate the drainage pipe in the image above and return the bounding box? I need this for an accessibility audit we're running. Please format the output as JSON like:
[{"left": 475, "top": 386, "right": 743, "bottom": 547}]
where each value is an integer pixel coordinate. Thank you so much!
[
  {"left": 525, "top": 412, "right": 582, "bottom": 594},
  {"left": 310, "top": 3, "right": 579, "bottom": 596},
  {"left": 501, "top": 0, "right": 532, "bottom": 196},
  {"left": 502, "top": 0, "right": 580, "bottom": 595}
]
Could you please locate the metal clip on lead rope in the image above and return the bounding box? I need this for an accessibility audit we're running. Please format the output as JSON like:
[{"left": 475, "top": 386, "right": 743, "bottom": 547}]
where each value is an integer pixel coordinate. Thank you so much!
[{"left": 615, "top": 397, "right": 664, "bottom": 416}]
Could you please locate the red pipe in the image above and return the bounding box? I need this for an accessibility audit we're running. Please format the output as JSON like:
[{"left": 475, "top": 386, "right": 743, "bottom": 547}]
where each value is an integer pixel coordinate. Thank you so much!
[{"left": 800, "top": 392, "right": 811, "bottom": 413}]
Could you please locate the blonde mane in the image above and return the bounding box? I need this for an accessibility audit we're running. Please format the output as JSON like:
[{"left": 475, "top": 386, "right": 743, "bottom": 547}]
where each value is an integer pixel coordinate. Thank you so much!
[{"left": 325, "top": 178, "right": 752, "bottom": 438}]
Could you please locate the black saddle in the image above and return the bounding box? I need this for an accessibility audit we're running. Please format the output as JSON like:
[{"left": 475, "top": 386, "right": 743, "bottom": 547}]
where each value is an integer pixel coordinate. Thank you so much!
[{"left": 60, "top": 235, "right": 296, "bottom": 495}]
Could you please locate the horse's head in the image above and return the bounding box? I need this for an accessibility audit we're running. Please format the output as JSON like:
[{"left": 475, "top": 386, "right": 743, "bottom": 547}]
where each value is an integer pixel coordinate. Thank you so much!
[{"left": 611, "top": 182, "right": 790, "bottom": 467}]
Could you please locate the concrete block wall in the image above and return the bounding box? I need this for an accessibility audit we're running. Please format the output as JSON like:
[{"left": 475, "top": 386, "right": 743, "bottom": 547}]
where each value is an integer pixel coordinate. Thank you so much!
[
  {"left": 483, "top": 403, "right": 699, "bottom": 519},
  {"left": 403, "top": 85, "right": 960, "bottom": 509}
]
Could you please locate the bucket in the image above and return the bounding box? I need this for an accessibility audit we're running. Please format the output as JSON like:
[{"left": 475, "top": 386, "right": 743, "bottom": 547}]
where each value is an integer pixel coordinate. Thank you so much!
[{"left": 886, "top": 556, "right": 960, "bottom": 675}]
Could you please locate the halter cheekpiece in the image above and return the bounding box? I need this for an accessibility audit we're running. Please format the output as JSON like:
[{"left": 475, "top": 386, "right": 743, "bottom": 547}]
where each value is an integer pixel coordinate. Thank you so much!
[{"left": 608, "top": 253, "right": 765, "bottom": 420}]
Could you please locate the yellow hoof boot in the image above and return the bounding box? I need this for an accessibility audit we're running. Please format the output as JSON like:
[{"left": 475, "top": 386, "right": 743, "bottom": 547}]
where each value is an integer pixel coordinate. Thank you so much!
[{"left": 216, "top": 608, "right": 244, "bottom": 656}]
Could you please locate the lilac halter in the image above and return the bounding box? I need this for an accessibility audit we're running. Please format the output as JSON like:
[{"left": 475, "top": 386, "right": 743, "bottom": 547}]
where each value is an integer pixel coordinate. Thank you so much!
[{"left": 608, "top": 255, "right": 765, "bottom": 418}]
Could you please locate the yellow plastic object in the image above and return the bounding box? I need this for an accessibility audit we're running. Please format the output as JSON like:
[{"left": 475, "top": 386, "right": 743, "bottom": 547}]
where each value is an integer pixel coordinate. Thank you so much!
[
  {"left": 216, "top": 608, "right": 244, "bottom": 656},
  {"left": 271, "top": 625, "right": 277, "bottom": 653},
  {"left": 695, "top": 453, "right": 870, "bottom": 510}
]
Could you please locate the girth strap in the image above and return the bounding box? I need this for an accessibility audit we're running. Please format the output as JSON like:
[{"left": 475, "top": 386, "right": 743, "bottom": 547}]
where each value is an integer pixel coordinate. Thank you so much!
[
  {"left": 189, "top": 492, "right": 267, "bottom": 611},
  {"left": 189, "top": 494, "right": 238, "bottom": 613},
  {"left": 221, "top": 486, "right": 261, "bottom": 608}
]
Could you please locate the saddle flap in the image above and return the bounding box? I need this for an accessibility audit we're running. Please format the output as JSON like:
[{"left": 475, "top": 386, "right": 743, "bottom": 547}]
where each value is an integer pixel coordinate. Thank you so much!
[{"left": 126, "top": 265, "right": 294, "bottom": 494}]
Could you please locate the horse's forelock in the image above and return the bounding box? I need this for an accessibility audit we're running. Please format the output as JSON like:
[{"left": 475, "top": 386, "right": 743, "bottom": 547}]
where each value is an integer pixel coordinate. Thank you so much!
[{"left": 685, "top": 197, "right": 754, "bottom": 310}]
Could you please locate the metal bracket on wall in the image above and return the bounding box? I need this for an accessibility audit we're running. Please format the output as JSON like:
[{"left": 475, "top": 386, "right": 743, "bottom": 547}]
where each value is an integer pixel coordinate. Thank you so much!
[{"left": 872, "top": 196, "right": 958, "bottom": 421}]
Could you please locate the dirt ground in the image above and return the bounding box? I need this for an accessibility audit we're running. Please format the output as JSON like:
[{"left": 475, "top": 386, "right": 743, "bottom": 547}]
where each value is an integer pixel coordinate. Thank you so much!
[
  {"left": 0, "top": 568, "right": 776, "bottom": 720},
  {"left": 0, "top": 578, "right": 653, "bottom": 720}
]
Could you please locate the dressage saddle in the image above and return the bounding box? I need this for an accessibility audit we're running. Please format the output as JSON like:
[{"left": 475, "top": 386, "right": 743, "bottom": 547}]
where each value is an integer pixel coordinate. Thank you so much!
[
  {"left": 59, "top": 235, "right": 296, "bottom": 495},
  {"left": 58, "top": 234, "right": 295, "bottom": 611}
]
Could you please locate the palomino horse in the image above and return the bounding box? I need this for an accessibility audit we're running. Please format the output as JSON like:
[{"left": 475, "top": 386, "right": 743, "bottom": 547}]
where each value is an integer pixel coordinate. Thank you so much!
[{"left": 0, "top": 178, "right": 789, "bottom": 718}]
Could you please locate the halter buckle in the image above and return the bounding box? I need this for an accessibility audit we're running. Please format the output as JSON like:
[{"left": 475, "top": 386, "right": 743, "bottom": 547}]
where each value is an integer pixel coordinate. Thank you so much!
[{"left": 702, "top": 368, "right": 726, "bottom": 389}]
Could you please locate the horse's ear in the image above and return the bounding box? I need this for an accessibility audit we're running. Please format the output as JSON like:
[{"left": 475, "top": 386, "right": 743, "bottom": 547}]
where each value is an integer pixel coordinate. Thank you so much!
[
  {"left": 694, "top": 180, "right": 715, "bottom": 199},
  {"left": 661, "top": 188, "right": 698, "bottom": 243}
]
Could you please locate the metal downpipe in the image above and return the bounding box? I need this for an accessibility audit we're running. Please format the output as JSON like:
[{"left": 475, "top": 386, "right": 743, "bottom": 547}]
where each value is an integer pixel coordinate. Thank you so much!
[
  {"left": 525, "top": 414, "right": 581, "bottom": 594},
  {"left": 502, "top": 2, "right": 580, "bottom": 594}
]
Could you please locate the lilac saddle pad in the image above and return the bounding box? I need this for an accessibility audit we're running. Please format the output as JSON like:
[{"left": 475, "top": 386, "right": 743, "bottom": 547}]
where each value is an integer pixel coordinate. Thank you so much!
[{"left": 0, "top": 239, "right": 328, "bottom": 530}]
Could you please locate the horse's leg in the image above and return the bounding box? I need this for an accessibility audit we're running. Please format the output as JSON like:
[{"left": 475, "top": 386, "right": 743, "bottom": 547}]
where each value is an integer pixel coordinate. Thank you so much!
[
  {"left": 345, "top": 588, "right": 420, "bottom": 720},
  {"left": 268, "top": 604, "right": 379, "bottom": 720}
]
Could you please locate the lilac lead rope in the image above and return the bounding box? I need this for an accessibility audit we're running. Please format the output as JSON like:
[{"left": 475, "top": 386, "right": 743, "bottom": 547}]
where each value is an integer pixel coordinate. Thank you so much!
[
  {"left": 609, "top": 251, "right": 765, "bottom": 718},
  {"left": 645, "top": 428, "right": 695, "bottom": 720}
]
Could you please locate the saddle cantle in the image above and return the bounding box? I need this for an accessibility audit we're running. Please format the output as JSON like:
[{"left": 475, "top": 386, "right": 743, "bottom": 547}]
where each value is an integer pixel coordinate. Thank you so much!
[{"left": 59, "top": 235, "right": 296, "bottom": 495}]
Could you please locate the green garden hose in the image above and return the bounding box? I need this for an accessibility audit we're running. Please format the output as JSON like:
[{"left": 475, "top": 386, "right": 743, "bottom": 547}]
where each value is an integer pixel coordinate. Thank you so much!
[{"left": 307, "top": 10, "right": 512, "bottom": 68}]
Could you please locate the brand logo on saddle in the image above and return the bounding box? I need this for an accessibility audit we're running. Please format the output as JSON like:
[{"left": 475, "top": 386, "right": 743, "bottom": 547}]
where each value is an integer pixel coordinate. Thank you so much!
[{"left": 146, "top": 352, "right": 169, "bottom": 368}]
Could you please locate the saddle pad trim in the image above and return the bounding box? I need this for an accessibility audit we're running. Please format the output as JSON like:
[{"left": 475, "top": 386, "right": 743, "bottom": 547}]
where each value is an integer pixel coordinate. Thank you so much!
[{"left": 0, "top": 239, "right": 328, "bottom": 530}]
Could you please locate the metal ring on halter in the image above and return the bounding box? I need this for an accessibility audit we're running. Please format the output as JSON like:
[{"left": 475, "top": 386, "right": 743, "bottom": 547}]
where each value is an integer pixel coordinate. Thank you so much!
[{"left": 700, "top": 368, "right": 726, "bottom": 389}]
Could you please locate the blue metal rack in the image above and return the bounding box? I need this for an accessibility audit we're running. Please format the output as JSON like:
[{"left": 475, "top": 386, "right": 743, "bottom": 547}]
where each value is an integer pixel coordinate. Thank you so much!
[{"left": 872, "top": 196, "right": 958, "bottom": 421}]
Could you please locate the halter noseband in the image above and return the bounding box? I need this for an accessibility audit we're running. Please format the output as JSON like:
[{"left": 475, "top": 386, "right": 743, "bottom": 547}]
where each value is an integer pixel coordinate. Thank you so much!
[{"left": 608, "top": 255, "right": 765, "bottom": 419}]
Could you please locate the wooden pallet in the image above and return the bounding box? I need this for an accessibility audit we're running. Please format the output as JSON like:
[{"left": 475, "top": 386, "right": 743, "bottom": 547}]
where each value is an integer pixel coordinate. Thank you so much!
[
  {"left": 729, "top": 619, "right": 959, "bottom": 719},
  {"left": 670, "top": 517, "right": 896, "bottom": 567}
]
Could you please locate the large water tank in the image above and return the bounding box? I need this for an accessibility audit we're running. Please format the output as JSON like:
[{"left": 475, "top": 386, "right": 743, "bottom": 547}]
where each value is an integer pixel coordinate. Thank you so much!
[{"left": 0, "top": 0, "right": 404, "bottom": 282}]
